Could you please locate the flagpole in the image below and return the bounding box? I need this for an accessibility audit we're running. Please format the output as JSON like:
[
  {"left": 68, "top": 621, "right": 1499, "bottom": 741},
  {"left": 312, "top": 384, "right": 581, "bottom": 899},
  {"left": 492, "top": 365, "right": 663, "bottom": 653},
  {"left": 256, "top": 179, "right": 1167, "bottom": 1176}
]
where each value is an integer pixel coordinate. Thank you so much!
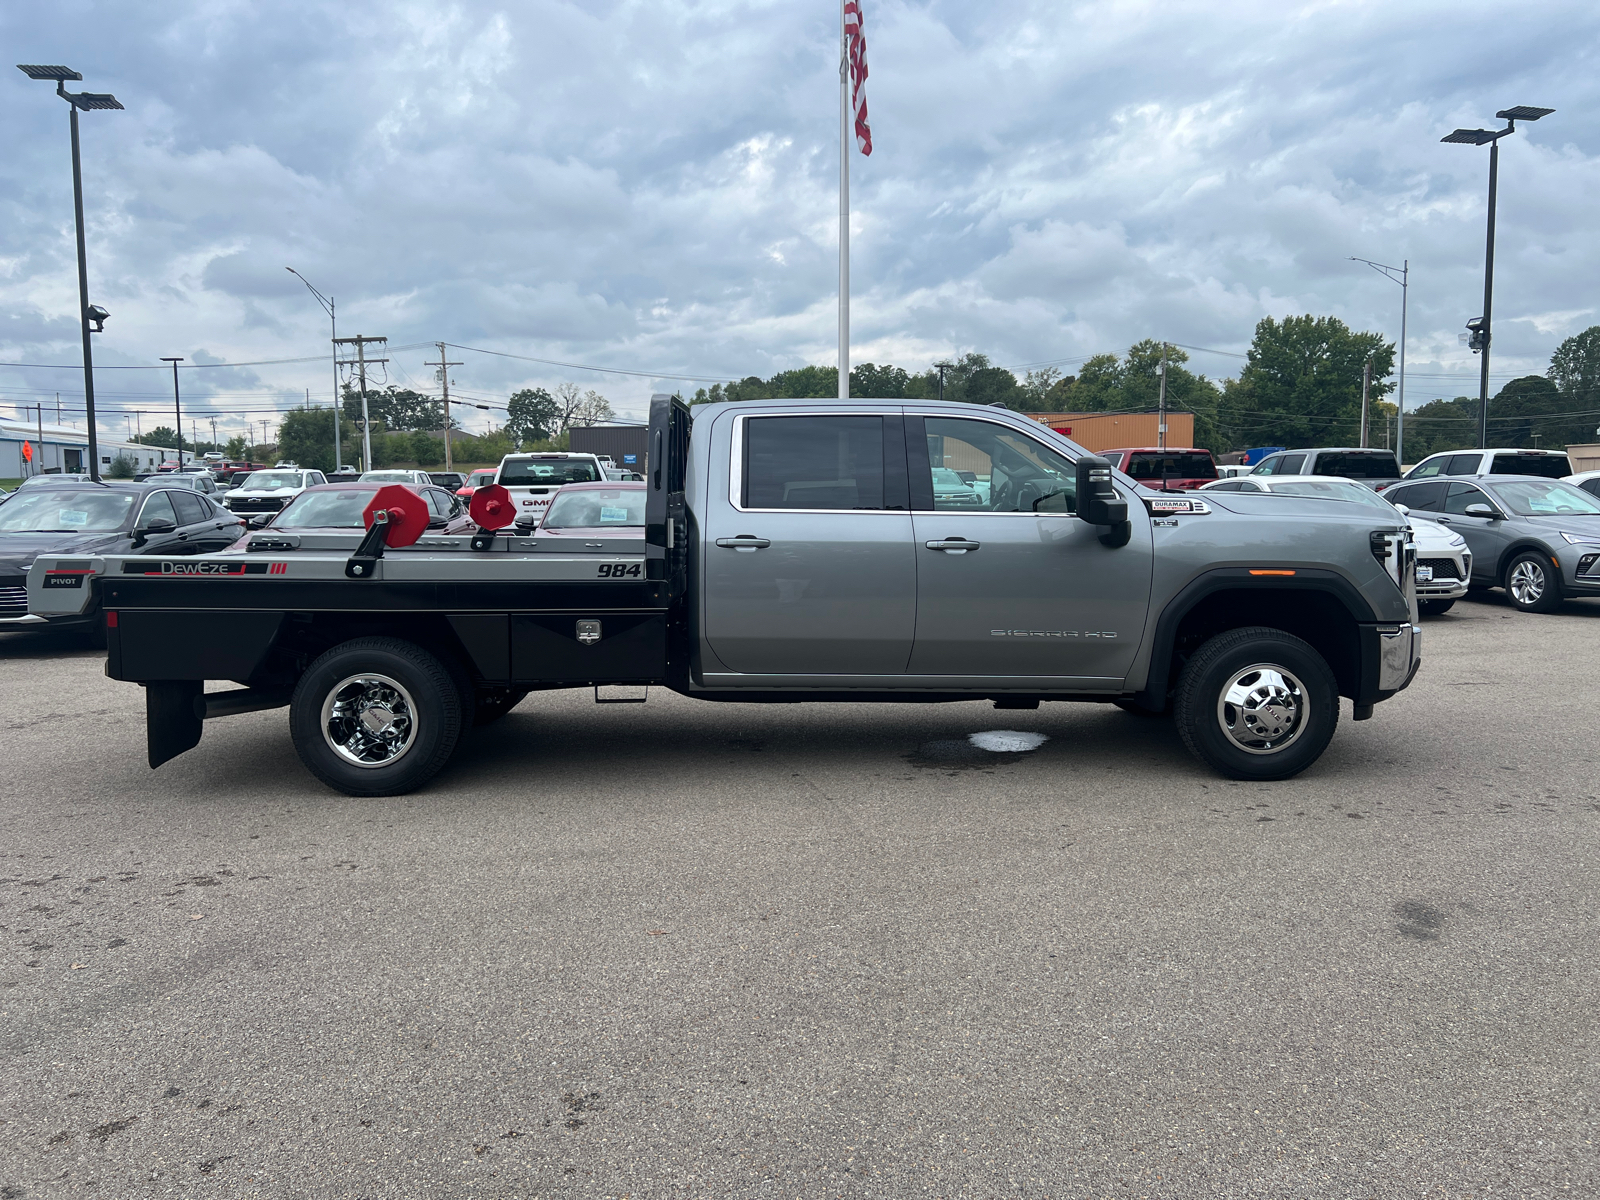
[{"left": 838, "top": 0, "right": 850, "bottom": 400}]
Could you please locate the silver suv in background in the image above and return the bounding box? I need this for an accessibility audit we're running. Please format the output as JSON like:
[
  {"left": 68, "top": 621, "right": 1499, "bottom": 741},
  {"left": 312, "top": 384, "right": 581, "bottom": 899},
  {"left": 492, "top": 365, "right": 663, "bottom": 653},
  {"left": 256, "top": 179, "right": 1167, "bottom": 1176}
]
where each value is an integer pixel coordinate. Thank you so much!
[
  {"left": 1249, "top": 448, "right": 1401, "bottom": 490},
  {"left": 1381, "top": 475, "right": 1600, "bottom": 612},
  {"left": 1401, "top": 448, "right": 1571, "bottom": 483}
]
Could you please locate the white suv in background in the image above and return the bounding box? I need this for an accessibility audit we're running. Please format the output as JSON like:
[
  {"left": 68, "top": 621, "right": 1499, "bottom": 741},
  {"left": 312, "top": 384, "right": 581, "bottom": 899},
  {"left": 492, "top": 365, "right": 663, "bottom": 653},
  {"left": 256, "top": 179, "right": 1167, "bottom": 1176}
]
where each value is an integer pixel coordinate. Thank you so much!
[
  {"left": 1400, "top": 448, "right": 1571, "bottom": 483},
  {"left": 222, "top": 468, "right": 327, "bottom": 517},
  {"left": 358, "top": 469, "right": 435, "bottom": 486}
]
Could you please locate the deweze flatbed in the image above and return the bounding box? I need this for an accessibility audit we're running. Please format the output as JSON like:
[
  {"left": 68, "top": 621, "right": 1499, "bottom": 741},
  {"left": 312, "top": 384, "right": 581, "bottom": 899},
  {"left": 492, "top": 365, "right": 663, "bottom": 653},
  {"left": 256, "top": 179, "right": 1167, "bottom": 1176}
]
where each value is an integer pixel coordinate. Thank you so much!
[{"left": 29, "top": 395, "right": 1421, "bottom": 794}]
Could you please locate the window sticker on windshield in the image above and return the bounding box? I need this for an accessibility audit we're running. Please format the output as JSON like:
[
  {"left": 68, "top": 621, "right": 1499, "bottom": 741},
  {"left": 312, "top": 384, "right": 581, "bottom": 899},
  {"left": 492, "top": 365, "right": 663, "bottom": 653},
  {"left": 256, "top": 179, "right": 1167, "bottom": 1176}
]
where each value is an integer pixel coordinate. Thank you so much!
[
  {"left": 58, "top": 510, "right": 89, "bottom": 526},
  {"left": 599, "top": 506, "right": 630, "bottom": 523}
]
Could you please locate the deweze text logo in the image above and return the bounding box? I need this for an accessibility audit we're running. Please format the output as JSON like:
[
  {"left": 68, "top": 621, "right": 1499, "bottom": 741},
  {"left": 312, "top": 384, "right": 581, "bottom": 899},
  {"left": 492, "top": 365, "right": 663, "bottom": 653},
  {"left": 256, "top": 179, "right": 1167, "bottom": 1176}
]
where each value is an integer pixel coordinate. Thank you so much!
[{"left": 123, "top": 561, "right": 285, "bottom": 576}]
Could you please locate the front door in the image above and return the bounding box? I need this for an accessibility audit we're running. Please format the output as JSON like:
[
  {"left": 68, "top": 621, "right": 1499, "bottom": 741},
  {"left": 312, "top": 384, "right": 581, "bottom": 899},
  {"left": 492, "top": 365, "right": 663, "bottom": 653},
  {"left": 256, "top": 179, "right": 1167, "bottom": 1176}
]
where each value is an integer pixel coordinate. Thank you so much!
[
  {"left": 907, "top": 415, "right": 1153, "bottom": 685},
  {"left": 701, "top": 411, "right": 916, "bottom": 677},
  {"left": 1439, "top": 481, "right": 1513, "bottom": 584}
]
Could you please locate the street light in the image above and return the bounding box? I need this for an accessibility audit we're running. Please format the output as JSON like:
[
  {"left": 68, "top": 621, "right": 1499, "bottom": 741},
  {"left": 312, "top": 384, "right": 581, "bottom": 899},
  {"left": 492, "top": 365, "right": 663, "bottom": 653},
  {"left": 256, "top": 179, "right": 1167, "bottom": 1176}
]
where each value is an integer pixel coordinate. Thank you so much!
[
  {"left": 1441, "top": 105, "right": 1554, "bottom": 448},
  {"left": 286, "top": 267, "right": 341, "bottom": 471},
  {"left": 1351, "top": 257, "right": 1408, "bottom": 463},
  {"left": 18, "top": 65, "right": 124, "bottom": 482}
]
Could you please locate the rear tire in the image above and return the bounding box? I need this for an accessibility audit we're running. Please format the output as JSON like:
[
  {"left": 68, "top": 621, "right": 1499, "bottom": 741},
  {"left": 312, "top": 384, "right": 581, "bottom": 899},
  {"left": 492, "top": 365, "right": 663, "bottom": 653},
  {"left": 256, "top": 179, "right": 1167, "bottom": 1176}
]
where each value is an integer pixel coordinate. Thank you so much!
[
  {"left": 1504, "top": 551, "right": 1563, "bottom": 613},
  {"left": 1173, "top": 627, "right": 1338, "bottom": 782},
  {"left": 290, "top": 637, "right": 463, "bottom": 796},
  {"left": 1417, "top": 599, "right": 1456, "bottom": 616}
]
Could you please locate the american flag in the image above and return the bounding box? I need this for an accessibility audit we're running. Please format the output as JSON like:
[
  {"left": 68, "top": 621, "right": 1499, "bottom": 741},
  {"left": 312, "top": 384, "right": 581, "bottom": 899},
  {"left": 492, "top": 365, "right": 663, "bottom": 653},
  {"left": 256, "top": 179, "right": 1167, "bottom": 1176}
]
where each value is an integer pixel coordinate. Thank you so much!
[{"left": 844, "top": 0, "right": 872, "bottom": 155}]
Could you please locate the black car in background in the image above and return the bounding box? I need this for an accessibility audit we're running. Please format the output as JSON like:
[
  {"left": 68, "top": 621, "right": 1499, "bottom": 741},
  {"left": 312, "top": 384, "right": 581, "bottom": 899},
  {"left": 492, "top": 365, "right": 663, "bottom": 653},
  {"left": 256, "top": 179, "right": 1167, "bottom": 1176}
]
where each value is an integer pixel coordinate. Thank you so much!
[{"left": 0, "top": 481, "right": 244, "bottom": 644}]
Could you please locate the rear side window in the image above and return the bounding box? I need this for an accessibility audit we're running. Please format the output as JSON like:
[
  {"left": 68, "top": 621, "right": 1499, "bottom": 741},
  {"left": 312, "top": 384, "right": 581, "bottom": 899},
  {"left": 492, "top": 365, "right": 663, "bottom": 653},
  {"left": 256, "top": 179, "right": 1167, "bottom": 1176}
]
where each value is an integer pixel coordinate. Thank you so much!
[
  {"left": 1490, "top": 454, "right": 1570, "bottom": 478},
  {"left": 172, "top": 491, "right": 208, "bottom": 526},
  {"left": 1444, "top": 453, "right": 1482, "bottom": 476},
  {"left": 1315, "top": 451, "right": 1398, "bottom": 478},
  {"left": 1389, "top": 481, "right": 1446, "bottom": 511},
  {"left": 1124, "top": 452, "right": 1217, "bottom": 481},
  {"left": 743, "top": 416, "right": 885, "bottom": 510}
]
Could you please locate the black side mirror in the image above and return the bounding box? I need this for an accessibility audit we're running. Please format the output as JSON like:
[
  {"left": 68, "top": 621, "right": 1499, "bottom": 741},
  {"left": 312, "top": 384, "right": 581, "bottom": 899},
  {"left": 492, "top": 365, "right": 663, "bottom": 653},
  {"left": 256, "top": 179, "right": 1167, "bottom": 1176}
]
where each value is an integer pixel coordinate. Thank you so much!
[
  {"left": 1076, "top": 456, "right": 1130, "bottom": 546},
  {"left": 133, "top": 516, "right": 176, "bottom": 547},
  {"left": 1463, "top": 503, "right": 1500, "bottom": 520},
  {"left": 247, "top": 514, "right": 272, "bottom": 528}
]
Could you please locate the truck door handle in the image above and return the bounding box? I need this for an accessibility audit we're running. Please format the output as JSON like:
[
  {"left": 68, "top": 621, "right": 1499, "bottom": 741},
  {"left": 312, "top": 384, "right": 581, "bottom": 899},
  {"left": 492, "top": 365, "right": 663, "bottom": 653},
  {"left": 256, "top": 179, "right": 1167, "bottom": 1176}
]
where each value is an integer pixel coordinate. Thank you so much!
[
  {"left": 716, "top": 536, "right": 770, "bottom": 551},
  {"left": 926, "top": 538, "right": 980, "bottom": 553}
]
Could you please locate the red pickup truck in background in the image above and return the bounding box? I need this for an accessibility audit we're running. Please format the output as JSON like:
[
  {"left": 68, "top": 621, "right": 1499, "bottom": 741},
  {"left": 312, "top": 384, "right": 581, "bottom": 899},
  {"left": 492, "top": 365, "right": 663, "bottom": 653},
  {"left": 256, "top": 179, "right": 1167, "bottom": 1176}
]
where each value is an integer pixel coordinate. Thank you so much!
[{"left": 1101, "top": 447, "right": 1219, "bottom": 490}]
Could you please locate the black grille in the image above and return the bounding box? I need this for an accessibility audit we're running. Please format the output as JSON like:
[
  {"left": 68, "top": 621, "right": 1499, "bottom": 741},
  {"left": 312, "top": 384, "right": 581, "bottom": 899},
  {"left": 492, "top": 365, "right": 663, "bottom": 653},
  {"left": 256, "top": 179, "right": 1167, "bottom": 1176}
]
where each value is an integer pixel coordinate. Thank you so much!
[
  {"left": 0, "top": 577, "right": 27, "bottom": 616},
  {"left": 227, "top": 497, "right": 287, "bottom": 513},
  {"left": 1417, "top": 557, "right": 1461, "bottom": 581}
]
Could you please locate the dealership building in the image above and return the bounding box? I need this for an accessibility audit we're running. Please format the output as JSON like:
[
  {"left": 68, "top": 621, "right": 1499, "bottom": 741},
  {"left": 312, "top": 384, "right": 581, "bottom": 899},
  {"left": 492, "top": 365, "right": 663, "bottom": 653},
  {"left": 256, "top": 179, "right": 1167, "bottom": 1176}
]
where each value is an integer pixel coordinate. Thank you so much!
[{"left": 0, "top": 416, "right": 166, "bottom": 479}]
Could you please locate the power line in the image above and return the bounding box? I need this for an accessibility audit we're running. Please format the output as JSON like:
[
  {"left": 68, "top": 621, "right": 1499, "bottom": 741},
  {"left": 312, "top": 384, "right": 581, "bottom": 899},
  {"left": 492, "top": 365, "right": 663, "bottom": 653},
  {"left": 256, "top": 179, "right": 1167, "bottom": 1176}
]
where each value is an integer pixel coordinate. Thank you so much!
[{"left": 444, "top": 342, "right": 727, "bottom": 383}]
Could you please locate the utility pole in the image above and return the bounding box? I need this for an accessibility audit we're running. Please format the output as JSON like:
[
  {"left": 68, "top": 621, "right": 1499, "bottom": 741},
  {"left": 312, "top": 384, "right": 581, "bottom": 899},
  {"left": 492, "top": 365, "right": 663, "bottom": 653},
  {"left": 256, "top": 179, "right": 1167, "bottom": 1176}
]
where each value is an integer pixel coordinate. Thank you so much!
[
  {"left": 1360, "top": 358, "right": 1371, "bottom": 448},
  {"left": 161, "top": 357, "right": 184, "bottom": 466},
  {"left": 426, "top": 343, "right": 464, "bottom": 472},
  {"left": 334, "top": 335, "right": 387, "bottom": 473},
  {"left": 211, "top": 416, "right": 217, "bottom": 452},
  {"left": 934, "top": 361, "right": 954, "bottom": 403},
  {"left": 1157, "top": 342, "right": 1169, "bottom": 450},
  {"left": 36, "top": 403, "right": 45, "bottom": 477}
]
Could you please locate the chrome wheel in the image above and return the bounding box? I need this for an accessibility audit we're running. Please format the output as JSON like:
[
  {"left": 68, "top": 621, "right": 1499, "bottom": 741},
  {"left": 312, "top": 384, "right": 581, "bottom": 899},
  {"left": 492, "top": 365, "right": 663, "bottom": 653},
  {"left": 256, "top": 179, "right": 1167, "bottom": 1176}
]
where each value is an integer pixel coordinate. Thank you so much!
[
  {"left": 1508, "top": 559, "right": 1546, "bottom": 606},
  {"left": 1216, "top": 664, "right": 1309, "bottom": 755},
  {"left": 321, "top": 673, "right": 419, "bottom": 768}
]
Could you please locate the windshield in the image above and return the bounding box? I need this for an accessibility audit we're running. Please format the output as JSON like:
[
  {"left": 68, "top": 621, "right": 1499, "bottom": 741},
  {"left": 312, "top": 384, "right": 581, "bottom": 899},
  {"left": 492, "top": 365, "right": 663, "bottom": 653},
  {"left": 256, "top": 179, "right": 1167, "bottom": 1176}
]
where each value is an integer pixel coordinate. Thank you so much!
[
  {"left": 469, "top": 471, "right": 496, "bottom": 484},
  {"left": 0, "top": 489, "right": 136, "bottom": 532},
  {"left": 499, "top": 459, "right": 601, "bottom": 486},
  {"left": 1124, "top": 452, "right": 1218, "bottom": 481},
  {"left": 360, "top": 472, "right": 415, "bottom": 483},
  {"left": 541, "top": 488, "right": 646, "bottom": 528},
  {"left": 930, "top": 468, "right": 973, "bottom": 491},
  {"left": 245, "top": 472, "right": 304, "bottom": 490},
  {"left": 1269, "top": 480, "right": 1395, "bottom": 511},
  {"left": 1490, "top": 480, "right": 1600, "bottom": 517},
  {"left": 276, "top": 490, "right": 381, "bottom": 528}
]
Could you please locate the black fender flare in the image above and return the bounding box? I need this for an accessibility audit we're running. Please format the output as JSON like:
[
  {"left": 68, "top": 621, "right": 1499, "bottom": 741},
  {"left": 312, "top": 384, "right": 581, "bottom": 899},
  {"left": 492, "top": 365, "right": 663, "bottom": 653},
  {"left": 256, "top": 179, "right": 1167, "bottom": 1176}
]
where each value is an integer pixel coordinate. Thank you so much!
[{"left": 1131, "top": 567, "right": 1381, "bottom": 711}]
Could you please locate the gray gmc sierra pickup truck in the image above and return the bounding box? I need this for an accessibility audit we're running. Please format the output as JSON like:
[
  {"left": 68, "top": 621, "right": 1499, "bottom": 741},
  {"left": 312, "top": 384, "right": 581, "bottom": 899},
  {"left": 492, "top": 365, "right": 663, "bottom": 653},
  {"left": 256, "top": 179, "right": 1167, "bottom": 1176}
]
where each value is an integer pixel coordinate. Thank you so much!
[{"left": 28, "top": 395, "right": 1420, "bottom": 795}]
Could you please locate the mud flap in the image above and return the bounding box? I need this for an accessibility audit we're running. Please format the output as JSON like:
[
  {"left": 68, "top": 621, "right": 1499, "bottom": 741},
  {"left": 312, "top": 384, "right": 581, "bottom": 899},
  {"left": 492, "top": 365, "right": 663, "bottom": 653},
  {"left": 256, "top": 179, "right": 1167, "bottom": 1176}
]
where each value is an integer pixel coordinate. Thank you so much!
[{"left": 146, "top": 681, "right": 204, "bottom": 768}]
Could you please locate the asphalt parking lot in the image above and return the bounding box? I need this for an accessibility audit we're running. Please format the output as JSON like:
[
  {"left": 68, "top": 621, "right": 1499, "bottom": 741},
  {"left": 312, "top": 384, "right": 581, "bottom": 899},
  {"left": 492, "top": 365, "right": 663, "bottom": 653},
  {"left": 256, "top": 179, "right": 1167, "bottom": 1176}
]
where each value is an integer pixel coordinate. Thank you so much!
[{"left": 3, "top": 592, "right": 1598, "bottom": 1199}]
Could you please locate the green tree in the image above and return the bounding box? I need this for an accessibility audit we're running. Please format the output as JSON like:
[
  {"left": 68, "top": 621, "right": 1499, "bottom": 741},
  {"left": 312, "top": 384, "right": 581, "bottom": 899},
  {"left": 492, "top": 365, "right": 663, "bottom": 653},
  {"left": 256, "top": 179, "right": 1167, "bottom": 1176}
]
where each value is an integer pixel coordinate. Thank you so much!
[
  {"left": 106, "top": 453, "right": 136, "bottom": 478},
  {"left": 411, "top": 430, "right": 443, "bottom": 466},
  {"left": 342, "top": 384, "right": 443, "bottom": 433},
  {"left": 276, "top": 407, "right": 340, "bottom": 473},
  {"left": 224, "top": 435, "right": 247, "bottom": 460},
  {"left": 850, "top": 363, "right": 909, "bottom": 398},
  {"left": 507, "top": 387, "right": 560, "bottom": 445},
  {"left": 1219, "top": 315, "right": 1395, "bottom": 448}
]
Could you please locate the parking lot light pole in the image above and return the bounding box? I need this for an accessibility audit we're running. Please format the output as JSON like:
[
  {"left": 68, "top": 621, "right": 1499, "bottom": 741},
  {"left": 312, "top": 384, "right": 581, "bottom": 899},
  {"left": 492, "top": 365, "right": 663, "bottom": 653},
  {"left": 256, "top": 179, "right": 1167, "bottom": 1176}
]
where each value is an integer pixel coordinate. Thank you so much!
[
  {"left": 18, "top": 65, "right": 123, "bottom": 482},
  {"left": 1350, "top": 257, "right": 1408, "bottom": 465},
  {"left": 286, "top": 268, "right": 341, "bottom": 471},
  {"left": 1442, "top": 106, "right": 1554, "bottom": 449},
  {"left": 161, "top": 358, "right": 184, "bottom": 466}
]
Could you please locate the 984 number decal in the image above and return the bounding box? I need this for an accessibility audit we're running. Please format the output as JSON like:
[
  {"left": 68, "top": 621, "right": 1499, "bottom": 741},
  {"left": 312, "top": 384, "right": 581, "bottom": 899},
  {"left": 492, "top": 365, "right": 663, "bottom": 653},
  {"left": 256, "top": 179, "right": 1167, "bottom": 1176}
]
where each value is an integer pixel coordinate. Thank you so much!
[{"left": 596, "top": 562, "right": 642, "bottom": 578}]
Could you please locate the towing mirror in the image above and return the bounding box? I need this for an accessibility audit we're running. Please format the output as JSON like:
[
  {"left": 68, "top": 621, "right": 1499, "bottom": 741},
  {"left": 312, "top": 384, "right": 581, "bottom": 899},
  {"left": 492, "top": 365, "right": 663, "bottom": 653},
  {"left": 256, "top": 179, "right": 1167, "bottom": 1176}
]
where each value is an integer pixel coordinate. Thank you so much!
[{"left": 1075, "top": 455, "right": 1131, "bottom": 548}]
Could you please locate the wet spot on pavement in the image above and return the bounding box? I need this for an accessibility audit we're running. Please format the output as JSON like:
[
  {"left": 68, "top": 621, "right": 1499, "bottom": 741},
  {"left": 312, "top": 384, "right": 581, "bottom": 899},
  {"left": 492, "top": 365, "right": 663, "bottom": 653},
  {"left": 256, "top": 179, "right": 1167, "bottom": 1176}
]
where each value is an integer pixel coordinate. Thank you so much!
[{"left": 1395, "top": 900, "right": 1446, "bottom": 941}]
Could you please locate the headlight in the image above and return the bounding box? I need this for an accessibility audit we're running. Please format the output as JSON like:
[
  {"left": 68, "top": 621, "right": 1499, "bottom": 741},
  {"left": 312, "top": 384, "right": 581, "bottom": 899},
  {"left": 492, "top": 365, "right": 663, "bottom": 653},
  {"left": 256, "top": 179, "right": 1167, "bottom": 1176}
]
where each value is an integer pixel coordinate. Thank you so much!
[{"left": 1560, "top": 531, "right": 1600, "bottom": 546}]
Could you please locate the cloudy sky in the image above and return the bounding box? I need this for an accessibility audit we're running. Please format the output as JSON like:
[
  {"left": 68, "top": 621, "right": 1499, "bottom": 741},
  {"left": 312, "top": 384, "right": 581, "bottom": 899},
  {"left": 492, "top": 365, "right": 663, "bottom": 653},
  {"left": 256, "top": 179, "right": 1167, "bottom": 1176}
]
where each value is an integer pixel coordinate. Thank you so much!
[{"left": 2, "top": 0, "right": 1596, "bottom": 441}]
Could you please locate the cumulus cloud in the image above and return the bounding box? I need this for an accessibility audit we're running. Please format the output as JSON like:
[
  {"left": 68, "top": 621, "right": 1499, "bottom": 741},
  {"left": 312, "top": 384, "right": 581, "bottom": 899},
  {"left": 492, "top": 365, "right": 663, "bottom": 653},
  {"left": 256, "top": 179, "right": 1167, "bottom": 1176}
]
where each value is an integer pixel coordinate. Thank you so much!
[{"left": 1, "top": 0, "right": 1595, "bottom": 439}]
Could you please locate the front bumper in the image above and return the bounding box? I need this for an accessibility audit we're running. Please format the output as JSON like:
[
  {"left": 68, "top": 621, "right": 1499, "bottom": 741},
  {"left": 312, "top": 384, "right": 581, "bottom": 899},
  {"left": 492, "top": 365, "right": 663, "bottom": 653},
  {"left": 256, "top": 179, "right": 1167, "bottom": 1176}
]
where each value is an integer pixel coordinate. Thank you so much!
[{"left": 1355, "top": 620, "right": 1422, "bottom": 713}]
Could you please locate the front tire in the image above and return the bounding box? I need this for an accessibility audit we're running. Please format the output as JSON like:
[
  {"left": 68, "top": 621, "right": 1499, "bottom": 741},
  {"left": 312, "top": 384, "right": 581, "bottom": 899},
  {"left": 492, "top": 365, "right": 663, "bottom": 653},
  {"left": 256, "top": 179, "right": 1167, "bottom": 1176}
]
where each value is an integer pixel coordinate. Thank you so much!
[
  {"left": 1417, "top": 599, "right": 1456, "bottom": 616},
  {"left": 1173, "top": 627, "right": 1339, "bottom": 781},
  {"left": 1504, "top": 552, "right": 1562, "bottom": 613},
  {"left": 290, "top": 637, "right": 463, "bottom": 796}
]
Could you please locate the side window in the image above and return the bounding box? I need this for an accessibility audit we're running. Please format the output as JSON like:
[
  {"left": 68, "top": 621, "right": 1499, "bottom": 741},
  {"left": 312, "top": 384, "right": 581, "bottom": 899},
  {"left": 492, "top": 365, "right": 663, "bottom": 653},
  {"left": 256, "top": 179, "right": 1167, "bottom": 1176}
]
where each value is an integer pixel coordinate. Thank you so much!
[
  {"left": 1444, "top": 483, "right": 1489, "bottom": 515},
  {"left": 172, "top": 491, "right": 208, "bottom": 526},
  {"left": 1278, "top": 453, "right": 1306, "bottom": 475},
  {"left": 742, "top": 416, "right": 886, "bottom": 510},
  {"left": 138, "top": 491, "right": 179, "bottom": 527},
  {"left": 1390, "top": 482, "right": 1446, "bottom": 511},
  {"left": 1206, "top": 481, "right": 1240, "bottom": 491},
  {"left": 922, "top": 418, "right": 1076, "bottom": 513},
  {"left": 1444, "top": 453, "right": 1482, "bottom": 476},
  {"left": 1252, "top": 456, "right": 1280, "bottom": 476},
  {"left": 1238, "top": 481, "right": 1264, "bottom": 492},
  {"left": 1408, "top": 455, "right": 1446, "bottom": 479}
]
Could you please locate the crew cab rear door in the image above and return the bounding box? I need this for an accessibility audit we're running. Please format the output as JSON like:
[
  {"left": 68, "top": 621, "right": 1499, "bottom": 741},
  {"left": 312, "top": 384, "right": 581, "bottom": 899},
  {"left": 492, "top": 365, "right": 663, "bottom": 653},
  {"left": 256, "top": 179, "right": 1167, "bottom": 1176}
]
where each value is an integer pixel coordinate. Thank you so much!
[
  {"left": 906, "top": 414, "right": 1154, "bottom": 686},
  {"left": 701, "top": 409, "right": 916, "bottom": 676}
]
